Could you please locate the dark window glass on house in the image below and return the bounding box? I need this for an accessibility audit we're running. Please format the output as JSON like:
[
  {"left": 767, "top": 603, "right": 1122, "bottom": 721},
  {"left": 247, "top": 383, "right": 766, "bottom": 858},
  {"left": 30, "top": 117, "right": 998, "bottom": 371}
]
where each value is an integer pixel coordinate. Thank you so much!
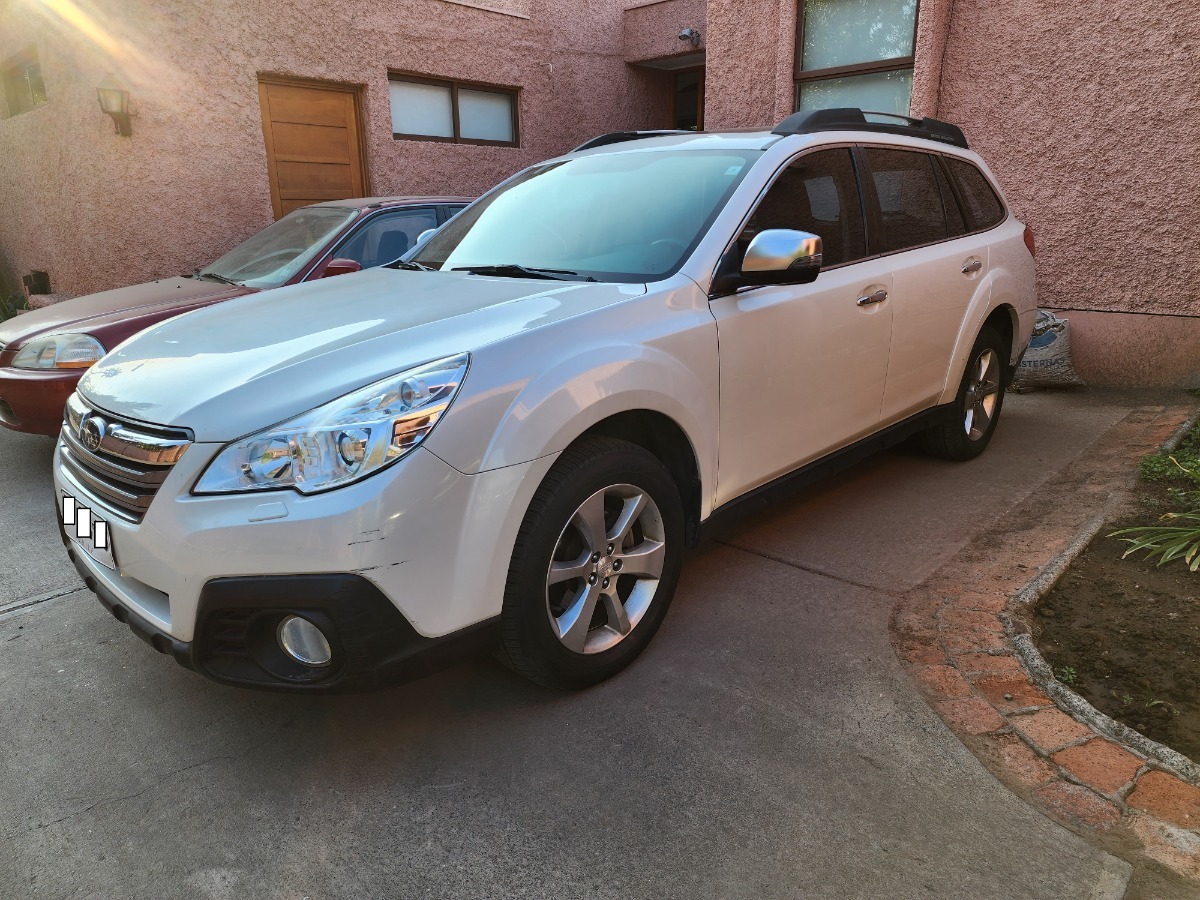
[
  {"left": 2, "top": 48, "right": 47, "bottom": 118},
  {"left": 388, "top": 75, "right": 518, "bottom": 146},
  {"left": 672, "top": 70, "right": 703, "bottom": 130},
  {"left": 945, "top": 158, "right": 1005, "bottom": 231},
  {"left": 795, "top": 0, "right": 918, "bottom": 115},
  {"left": 864, "top": 148, "right": 948, "bottom": 252},
  {"left": 746, "top": 148, "right": 867, "bottom": 267}
]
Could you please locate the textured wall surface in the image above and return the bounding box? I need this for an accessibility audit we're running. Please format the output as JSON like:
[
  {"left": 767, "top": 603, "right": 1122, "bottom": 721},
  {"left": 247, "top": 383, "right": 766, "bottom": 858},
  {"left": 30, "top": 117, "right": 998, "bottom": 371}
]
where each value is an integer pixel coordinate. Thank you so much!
[
  {"left": 927, "top": 0, "right": 1200, "bottom": 321},
  {"left": 1056, "top": 310, "right": 1200, "bottom": 388},
  {"left": 440, "top": 0, "right": 533, "bottom": 17},
  {"left": 6, "top": 0, "right": 1199, "bottom": 386},
  {"left": 909, "top": 0, "right": 951, "bottom": 118},
  {"left": 623, "top": 0, "right": 707, "bottom": 64},
  {"left": 0, "top": 0, "right": 666, "bottom": 297},
  {"left": 703, "top": 0, "right": 795, "bottom": 130}
]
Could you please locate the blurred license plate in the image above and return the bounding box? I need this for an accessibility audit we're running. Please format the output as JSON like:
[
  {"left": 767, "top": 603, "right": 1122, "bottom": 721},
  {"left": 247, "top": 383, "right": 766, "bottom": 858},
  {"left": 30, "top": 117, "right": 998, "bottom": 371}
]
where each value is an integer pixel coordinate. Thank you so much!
[{"left": 61, "top": 491, "right": 117, "bottom": 570}]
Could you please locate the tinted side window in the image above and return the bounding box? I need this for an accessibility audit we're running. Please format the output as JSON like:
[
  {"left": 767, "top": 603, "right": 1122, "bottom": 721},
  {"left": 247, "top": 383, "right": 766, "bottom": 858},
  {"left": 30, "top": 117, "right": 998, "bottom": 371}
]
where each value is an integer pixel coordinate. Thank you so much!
[
  {"left": 336, "top": 208, "right": 440, "bottom": 268},
  {"left": 864, "top": 148, "right": 948, "bottom": 253},
  {"left": 946, "top": 158, "right": 1005, "bottom": 231},
  {"left": 933, "top": 158, "right": 968, "bottom": 238},
  {"left": 745, "top": 148, "right": 867, "bottom": 267}
]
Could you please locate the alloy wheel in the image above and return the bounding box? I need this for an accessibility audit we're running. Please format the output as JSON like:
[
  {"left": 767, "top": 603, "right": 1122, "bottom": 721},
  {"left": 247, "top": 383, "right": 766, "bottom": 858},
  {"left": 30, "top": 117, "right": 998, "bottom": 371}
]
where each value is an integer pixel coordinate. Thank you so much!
[
  {"left": 964, "top": 348, "right": 1001, "bottom": 441},
  {"left": 545, "top": 484, "right": 666, "bottom": 655}
]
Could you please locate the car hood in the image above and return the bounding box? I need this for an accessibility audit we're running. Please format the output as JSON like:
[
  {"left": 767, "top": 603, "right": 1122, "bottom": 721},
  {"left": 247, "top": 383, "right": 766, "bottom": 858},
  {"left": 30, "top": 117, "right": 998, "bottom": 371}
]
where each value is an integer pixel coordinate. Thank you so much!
[
  {"left": 79, "top": 267, "right": 646, "bottom": 441},
  {"left": 0, "top": 277, "right": 246, "bottom": 349}
]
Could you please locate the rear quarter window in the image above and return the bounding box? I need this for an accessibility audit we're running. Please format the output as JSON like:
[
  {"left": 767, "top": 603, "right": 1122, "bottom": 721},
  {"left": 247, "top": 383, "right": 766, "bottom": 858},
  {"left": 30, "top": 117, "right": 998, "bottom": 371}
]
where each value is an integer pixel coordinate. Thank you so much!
[{"left": 945, "top": 158, "right": 1006, "bottom": 231}]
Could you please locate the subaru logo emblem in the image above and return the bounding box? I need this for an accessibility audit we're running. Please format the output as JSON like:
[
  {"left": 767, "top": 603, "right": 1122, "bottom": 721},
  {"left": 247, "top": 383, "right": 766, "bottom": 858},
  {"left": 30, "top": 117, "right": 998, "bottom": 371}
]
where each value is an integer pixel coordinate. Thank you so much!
[{"left": 81, "top": 416, "right": 106, "bottom": 452}]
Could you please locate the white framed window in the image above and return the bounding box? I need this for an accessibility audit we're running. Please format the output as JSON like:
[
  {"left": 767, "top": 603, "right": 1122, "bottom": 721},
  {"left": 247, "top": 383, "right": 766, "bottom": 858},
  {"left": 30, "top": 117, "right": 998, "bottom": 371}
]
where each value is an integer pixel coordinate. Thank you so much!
[
  {"left": 389, "top": 74, "right": 518, "bottom": 147},
  {"left": 795, "top": 0, "right": 918, "bottom": 116}
]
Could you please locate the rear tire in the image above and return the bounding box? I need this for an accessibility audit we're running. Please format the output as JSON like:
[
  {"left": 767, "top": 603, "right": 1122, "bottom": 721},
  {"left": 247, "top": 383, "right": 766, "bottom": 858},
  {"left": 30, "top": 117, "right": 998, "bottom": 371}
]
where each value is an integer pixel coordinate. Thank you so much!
[
  {"left": 498, "top": 437, "right": 684, "bottom": 689},
  {"left": 921, "top": 326, "right": 1007, "bottom": 461}
]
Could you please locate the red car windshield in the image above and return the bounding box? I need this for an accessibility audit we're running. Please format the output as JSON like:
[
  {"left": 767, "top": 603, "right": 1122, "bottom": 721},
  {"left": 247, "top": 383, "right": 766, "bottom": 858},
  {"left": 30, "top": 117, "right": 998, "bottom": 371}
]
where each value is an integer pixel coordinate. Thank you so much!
[{"left": 200, "top": 206, "right": 356, "bottom": 288}]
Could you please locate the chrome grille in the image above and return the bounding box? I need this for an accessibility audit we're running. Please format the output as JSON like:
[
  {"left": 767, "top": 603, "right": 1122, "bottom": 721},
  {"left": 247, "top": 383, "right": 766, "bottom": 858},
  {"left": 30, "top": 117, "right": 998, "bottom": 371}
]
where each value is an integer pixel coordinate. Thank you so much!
[{"left": 60, "top": 394, "right": 191, "bottom": 522}]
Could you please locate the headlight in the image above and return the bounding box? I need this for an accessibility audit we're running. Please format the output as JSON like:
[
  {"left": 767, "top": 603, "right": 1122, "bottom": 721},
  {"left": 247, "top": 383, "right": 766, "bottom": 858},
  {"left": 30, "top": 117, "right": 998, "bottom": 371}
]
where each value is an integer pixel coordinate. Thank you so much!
[
  {"left": 193, "top": 353, "right": 469, "bottom": 495},
  {"left": 12, "top": 334, "right": 107, "bottom": 370}
]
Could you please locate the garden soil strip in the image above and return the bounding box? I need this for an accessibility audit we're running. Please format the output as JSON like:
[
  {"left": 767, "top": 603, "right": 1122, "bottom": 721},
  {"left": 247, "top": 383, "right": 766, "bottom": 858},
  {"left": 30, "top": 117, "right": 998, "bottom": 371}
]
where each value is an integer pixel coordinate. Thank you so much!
[{"left": 890, "top": 392, "right": 1200, "bottom": 895}]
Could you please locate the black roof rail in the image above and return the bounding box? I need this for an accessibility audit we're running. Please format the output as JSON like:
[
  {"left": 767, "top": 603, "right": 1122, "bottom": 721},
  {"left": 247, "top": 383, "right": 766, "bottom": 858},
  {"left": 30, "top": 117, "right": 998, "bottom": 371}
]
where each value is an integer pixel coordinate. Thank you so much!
[
  {"left": 771, "top": 108, "right": 968, "bottom": 150},
  {"left": 571, "top": 130, "right": 693, "bottom": 152}
]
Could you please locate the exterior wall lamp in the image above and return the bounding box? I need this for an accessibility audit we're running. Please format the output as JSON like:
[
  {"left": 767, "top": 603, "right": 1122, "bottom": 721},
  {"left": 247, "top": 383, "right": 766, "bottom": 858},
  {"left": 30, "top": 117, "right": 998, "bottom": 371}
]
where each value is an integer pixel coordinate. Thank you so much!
[
  {"left": 678, "top": 28, "right": 701, "bottom": 48},
  {"left": 96, "top": 75, "right": 131, "bottom": 136}
]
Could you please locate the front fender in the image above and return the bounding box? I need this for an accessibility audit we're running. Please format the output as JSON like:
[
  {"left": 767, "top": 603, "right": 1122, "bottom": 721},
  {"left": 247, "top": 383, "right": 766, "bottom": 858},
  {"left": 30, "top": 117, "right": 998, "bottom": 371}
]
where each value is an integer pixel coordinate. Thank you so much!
[{"left": 425, "top": 280, "right": 720, "bottom": 516}]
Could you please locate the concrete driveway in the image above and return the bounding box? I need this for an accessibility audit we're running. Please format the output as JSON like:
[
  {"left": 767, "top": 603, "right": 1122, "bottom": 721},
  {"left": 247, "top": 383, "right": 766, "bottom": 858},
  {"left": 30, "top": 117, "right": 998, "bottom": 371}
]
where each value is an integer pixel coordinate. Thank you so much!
[{"left": 0, "top": 393, "right": 1142, "bottom": 899}]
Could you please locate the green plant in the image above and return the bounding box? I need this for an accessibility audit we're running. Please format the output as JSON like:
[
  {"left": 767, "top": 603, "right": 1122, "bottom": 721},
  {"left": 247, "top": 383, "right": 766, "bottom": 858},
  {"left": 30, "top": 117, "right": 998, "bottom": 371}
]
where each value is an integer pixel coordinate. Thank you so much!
[
  {"left": 1112, "top": 511, "right": 1200, "bottom": 571},
  {"left": 1056, "top": 665, "right": 1078, "bottom": 685},
  {"left": 1139, "top": 451, "right": 1200, "bottom": 485},
  {"left": 1118, "top": 425, "right": 1200, "bottom": 570}
]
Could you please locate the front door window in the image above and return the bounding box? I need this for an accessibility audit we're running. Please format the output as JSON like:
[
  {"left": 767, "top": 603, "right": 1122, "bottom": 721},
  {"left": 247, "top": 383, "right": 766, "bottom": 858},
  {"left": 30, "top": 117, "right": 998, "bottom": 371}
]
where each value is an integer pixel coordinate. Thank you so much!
[{"left": 334, "top": 208, "right": 440, "bottom": 269}]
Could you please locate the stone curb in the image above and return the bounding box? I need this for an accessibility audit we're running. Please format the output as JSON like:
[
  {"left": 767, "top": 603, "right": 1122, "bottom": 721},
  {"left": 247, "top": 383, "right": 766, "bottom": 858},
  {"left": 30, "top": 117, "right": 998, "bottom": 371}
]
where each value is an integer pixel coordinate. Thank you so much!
[
  {"left": 1162, "top": 406, "right": 1200, "bottom": 454},
  {"left": 1008, "top": 532, "right": 1200, "bottom": 787},
  {"left": 889, "top": 396, "right": 1200, "bottom": 885},
  {"left": 1002, "top": 490, "right": 1200, "bottom": 785}
]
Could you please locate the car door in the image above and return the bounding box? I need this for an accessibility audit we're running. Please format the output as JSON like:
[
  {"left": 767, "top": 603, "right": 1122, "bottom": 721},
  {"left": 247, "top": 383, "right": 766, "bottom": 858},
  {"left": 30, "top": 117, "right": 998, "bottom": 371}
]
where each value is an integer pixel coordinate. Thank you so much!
[
  {"left": 325, "top": 206, "right": 441, "bottom": 271},
  {"left": 861, "top": 147, "right": 990, "bottom": 423},
  {"left": 709, "top": 147, "right": 894, "bottom": 507}
]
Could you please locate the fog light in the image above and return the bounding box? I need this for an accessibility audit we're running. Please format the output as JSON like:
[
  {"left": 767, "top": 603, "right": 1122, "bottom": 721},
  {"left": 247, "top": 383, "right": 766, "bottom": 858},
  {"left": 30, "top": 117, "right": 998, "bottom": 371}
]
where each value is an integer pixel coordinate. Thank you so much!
[{"left": 277, "top": 616, "right": 332, "bottom": 667}]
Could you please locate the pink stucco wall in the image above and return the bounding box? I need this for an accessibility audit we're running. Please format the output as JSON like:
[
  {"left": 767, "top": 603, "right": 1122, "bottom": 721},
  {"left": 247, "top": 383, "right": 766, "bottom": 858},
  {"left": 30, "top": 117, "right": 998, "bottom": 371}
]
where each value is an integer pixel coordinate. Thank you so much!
[
  {"left": 5, "top": 0, "right": 1199, "bottom": 385},
  {"left": 913, "top": 0, "right": 1200, "bottom": 383},
  {"left": 703, "top": 0, "right": 795, "bottom": 130},
  {"left": 0, "top": 0, "right": 666, "bottom": 298},
  {"left": 623, "top": 0, "right": 707, "bottom": 64}
]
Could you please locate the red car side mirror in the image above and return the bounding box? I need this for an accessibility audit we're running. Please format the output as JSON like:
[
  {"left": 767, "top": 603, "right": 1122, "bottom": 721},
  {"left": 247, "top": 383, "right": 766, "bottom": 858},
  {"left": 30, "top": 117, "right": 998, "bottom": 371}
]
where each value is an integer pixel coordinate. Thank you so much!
[{"left": 321, "top": 258, "right": 363, "bottom": 278}]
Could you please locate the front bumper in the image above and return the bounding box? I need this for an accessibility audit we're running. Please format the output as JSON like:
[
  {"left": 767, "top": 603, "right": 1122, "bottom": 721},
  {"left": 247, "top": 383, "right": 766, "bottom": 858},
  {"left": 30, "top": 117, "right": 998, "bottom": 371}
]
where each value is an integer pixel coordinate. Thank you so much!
[
  {"left": 64, "top": 530, "right": 498, "bottom": 691},
  {"left": 54, "top": 438, "right": 556, "bottom": 691},
  {"left": 0, "top": 366, "right": 81, "bottom": 435}
]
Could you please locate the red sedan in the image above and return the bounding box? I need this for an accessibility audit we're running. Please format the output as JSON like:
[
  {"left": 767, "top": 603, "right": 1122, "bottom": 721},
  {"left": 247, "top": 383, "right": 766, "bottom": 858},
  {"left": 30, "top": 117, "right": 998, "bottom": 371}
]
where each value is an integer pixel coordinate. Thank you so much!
[{"left": 0, "top": 196, "right": 469, "bottom": 435}]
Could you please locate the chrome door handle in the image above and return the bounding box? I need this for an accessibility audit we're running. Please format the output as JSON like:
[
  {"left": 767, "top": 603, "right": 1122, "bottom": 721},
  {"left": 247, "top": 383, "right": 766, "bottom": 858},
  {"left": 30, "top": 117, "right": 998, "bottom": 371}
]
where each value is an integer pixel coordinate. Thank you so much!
[
  {"left": 856, "top": 289, "right": 888, "bottom": 307},
  {"left": 962, "top": 260, "right": 983, "bottom": 275}
]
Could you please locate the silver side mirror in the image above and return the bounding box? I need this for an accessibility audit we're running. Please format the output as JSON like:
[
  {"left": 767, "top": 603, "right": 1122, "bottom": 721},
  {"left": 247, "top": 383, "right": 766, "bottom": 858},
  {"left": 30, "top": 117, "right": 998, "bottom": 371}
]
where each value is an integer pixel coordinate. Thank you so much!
[{"left": 742, "top": 229, "right": 823, "bottom": 279}]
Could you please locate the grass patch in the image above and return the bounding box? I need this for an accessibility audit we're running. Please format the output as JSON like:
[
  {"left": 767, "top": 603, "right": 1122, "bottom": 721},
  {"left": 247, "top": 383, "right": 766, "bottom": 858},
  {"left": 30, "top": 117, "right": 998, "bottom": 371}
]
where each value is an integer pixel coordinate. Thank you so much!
[{"left": 1139, "top": 422, "right": 1200, "bottom": 486}]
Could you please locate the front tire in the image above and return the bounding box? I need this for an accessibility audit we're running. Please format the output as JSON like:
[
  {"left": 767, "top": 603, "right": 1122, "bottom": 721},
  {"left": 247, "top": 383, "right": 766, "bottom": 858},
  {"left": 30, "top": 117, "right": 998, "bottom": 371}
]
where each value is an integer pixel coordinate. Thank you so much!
[
  {"left": 498, "top": 437, "right": 685, "bottom": 689},
  {"left": 921, "top": 326, "right": 1007, "bottom": 461}
]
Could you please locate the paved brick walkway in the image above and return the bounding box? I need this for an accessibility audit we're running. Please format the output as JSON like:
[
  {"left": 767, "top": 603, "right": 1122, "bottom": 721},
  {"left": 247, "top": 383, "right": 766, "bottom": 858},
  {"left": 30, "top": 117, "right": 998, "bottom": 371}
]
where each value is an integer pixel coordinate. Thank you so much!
[{"left": 891, "top": 396, "right": 1200, "bottom": 891}]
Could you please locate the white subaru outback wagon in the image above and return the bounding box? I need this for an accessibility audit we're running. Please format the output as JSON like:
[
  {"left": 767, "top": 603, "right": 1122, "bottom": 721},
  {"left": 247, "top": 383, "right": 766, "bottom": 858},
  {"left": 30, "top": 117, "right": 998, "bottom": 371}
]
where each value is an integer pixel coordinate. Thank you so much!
[{"left": 54, "top": 109, "right": 1036, "bottom": 692}]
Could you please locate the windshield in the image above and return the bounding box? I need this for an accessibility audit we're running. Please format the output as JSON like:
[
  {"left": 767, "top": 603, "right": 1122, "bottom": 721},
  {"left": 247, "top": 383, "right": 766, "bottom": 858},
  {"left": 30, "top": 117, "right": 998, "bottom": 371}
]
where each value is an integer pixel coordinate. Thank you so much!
[
  {"left": 201, "top": 206, "right": 356, "bottom": 288},
  {"left": 412, "top": 149, "right": 761, "bottom": 282}
]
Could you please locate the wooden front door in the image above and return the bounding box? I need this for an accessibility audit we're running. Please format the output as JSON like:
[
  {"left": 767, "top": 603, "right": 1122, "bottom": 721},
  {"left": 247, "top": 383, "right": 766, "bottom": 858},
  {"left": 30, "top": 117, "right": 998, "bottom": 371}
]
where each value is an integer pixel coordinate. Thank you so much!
[{"left": 257, "top": 77, "right": 368, "bottom": 219}]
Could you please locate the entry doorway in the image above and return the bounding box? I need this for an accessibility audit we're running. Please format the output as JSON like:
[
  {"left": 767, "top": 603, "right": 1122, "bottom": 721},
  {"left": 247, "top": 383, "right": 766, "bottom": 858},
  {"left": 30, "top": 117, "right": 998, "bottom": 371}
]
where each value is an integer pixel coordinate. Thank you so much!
[
  {"left": 671, "top": 69, "right": 705, "bottom": 131},
  {"left": 257, "top": 77, "right": 369, "bottom": 219}
]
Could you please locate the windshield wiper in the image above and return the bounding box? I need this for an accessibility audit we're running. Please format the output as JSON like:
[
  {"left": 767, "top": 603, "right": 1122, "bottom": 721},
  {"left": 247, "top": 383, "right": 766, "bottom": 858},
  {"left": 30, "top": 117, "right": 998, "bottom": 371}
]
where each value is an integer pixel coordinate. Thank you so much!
[
  {"left": 390, "top": 260, "right": 435, "bottom": 272},
  {"left": 451, "top": 264, "right": 595, "bottom": 282},
  {"left": 194, "top": 269, "right": 242, "bottom": 286}
]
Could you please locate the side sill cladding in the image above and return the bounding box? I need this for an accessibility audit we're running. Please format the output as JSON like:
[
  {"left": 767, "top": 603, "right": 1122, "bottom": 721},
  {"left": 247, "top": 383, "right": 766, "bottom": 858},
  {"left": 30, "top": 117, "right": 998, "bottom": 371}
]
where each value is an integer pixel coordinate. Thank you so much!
[{"left": 700, "top": 404, "right": 957, "bottom": 541}]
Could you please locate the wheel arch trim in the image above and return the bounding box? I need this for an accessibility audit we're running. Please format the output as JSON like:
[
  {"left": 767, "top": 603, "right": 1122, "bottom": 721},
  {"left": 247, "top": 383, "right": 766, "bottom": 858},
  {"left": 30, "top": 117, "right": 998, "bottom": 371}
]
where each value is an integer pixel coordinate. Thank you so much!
[{"left": 937, "top": 285, "right": 1020, "bottom": 406}]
